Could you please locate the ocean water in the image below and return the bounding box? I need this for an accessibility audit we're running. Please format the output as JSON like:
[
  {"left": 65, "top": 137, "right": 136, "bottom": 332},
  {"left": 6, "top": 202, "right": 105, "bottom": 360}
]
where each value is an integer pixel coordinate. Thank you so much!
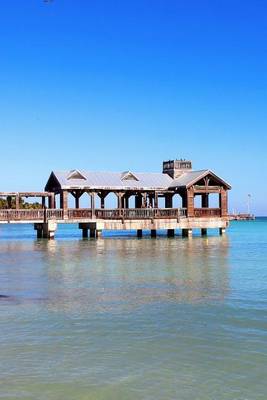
[{"left": 0, "top": 220, "right": 267, "bottom": 400}]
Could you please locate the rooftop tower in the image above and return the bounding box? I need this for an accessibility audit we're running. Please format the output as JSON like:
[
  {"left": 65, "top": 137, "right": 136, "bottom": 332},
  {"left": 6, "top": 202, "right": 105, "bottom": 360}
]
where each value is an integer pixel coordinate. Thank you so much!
[{"left": 162, "top": 159, "right": 192, "bottom": 179}]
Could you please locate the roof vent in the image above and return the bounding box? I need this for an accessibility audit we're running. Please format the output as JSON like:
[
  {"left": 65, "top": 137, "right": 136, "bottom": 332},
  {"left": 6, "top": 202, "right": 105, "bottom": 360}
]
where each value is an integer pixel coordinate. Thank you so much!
[
  {"left": 67, "top": 170, "right": 86, "bottom": 180},
  {"left": 121, "top": 171, "right": 139, "bottom": 181}
]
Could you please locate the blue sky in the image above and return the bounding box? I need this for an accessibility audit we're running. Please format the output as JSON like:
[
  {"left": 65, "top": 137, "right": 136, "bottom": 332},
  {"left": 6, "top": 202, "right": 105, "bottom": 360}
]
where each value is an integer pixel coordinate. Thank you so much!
[{"left": 0, "top": 0, "right": 266, "bottom": 214}]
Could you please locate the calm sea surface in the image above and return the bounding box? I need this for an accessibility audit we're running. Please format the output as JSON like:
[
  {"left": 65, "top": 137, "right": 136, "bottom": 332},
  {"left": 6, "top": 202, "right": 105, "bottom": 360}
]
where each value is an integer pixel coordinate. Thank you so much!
[{"left": 0, "top": 220, "right": 267, "bottom": 400}]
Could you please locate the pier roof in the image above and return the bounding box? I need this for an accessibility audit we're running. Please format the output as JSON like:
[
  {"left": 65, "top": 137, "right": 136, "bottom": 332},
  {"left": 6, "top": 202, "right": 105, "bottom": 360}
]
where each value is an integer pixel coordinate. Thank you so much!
[
  {"left": 45, "top": 170, "right": 173, "bottom": 191},
  {"left": 45, "top": 168, "right": 231, "bottom": 192},
  {"left": 169, "top": 169, "right": 231, "bottom": 189}
]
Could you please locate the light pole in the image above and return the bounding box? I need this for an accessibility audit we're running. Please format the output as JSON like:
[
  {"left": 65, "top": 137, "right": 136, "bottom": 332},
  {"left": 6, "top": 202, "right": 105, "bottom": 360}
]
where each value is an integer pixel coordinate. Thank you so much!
[{"left": 247, "top": 194, "right": 251, "bottom": 215}]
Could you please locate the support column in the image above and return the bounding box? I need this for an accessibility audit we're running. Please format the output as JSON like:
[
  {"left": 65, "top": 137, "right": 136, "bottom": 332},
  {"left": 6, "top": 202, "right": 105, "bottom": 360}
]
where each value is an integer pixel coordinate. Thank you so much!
[
  {"left": 182, "top": 194, "right": 187, "bottom": 209},
  {"left": 124, "top": 195, "right": 129, "bottom": 209},
  {"left": 35, "top": 224, "right": 43, "bottom": 239},
  {"left": 137, "top": 229, "right": 142, "bottom": 238},
  {"left": 48, "top": 193, "right": 55, "bottom": 209},
  {"left": 7, "top": 196, "right": 12, "bottom": 209},
  {"left": 219, "top": 189, "right": 228, "bottom": 217},
  {"left": 96, "top": 229, "right": 102, "bottom": 238},
  {"left": 90, "top": 193, "right": 95, "bottom": 217},
  {"left": 75, "top": 195, "right": 80, "bottom": 209},
  {"left": 116, "top": 193, "right": 123, "bottom": 209},
  {"left": 142, "top": 193, "right": 147, "bottom": 208},
  {"left": 42, "top": 197, "right": 46, "bottom": 208},
  {"left": 100, "top": 196, "right": 105, "bottom": 209},
  {"left": 182, "top": 229, "right": 193, "bottom": 237},
  {"left": 43, "top": 221, "right": 57, "bottom": 239},
  {"left": 60, "top": 190, "right": 68, "bottom": 219},
  {"left": 219, "top": 228, "right": 226, "bottom": 235},
  {"left": 135, "top": 194, "right": 142, "bottom": 208},
  {"left": 151, "top": 229, "right": 157, "bottom": 238},
  {"left": 165, "top": 194, "right": 173, "bottom": 208},
  {"left": 148, "top": 194, "right": 154, "bottom": 208},
  {"left": 82, "top": 228, "right": 88, "bottom": 238},
  {"left": 187, "top": 188, "right": 194, "bottom": 217},
  {"left": 202, "top": 193, "right": 209, "bottom": 208},
  {"left": 90, "top": 229, "right": 96, "bottom": 238},
  {"left": 15, "top": 195, "right": 20, "bottom": 209},
  {"left": 34, "top": 221, "right": 57, "bottom": 239},
  {"left": 167, "top": 229, "right": 175, "bottom": 237},
  {"left": 201, "top": 228, "right": 207, "bottom": 236},
  {"left": 154, "top": 193, "right": 158, "bottom": 208},
  {"left": 79, "top": 223, "right": 96, "bottom": 238}
]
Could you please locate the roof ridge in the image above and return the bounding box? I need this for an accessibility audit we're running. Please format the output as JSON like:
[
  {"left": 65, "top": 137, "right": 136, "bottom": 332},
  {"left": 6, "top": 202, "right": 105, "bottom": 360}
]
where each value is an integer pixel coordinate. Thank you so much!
[{"left": 53, "top": 170, "right": 172, "bottom": 176}]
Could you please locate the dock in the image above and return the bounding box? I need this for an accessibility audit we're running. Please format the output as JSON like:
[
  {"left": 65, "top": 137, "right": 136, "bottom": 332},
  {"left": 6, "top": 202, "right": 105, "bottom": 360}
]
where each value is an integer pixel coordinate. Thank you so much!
[{"left": 0, "top": 159, "right": 231, "bottom": 239}]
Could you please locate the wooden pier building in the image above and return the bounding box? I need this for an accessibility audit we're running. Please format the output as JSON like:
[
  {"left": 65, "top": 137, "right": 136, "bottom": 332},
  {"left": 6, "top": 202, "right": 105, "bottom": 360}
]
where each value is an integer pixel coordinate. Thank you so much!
[{"left": 0, "top": 159, "right": 231, "bottom": 239}]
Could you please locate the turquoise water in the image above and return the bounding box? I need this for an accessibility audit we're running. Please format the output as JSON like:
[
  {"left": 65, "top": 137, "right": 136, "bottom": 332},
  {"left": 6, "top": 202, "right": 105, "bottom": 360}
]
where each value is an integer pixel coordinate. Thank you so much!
[{"left": 0, "top": 221, "right": 267, "bottom": 399}]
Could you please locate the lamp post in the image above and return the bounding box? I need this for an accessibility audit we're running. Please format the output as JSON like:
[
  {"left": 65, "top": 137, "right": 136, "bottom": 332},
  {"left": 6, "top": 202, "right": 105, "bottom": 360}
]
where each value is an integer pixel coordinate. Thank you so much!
[{"left": 247, "top": 194, "right": 251, "bottom": 215}]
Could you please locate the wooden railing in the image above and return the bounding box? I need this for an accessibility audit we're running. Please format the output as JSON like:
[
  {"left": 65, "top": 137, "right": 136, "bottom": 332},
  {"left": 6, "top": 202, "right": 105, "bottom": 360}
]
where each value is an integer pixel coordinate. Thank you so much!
[
  {"left": 94, "top": 208, "right": 187, "bottom": 220},
  {"left": 194, "top": 208, "right": 221, "bottom": 217},
  {"left": 67, "top": 209, "right": 92, "bottom": 219},
  {"left": 0, "top": 207, "right": 223, "bottom": 222},
  {"left": 0, "top": 209, "right": 45, "bottom": 221},
  {"left": 46, "top": 209, "right": 64, "bottom": 220}
]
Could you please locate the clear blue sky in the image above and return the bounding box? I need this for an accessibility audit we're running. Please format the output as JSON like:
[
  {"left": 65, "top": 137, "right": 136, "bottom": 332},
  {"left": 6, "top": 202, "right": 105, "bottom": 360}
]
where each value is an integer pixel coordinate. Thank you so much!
[{"left": 0, "top": 1, "right": 266, "bottom": 214}]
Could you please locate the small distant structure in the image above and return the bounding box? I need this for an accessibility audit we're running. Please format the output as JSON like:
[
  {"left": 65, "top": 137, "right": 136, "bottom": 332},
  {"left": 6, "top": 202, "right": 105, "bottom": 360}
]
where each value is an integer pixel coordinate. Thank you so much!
[{"left": 229, "top": 194, "right": 255, "bottom": 220}]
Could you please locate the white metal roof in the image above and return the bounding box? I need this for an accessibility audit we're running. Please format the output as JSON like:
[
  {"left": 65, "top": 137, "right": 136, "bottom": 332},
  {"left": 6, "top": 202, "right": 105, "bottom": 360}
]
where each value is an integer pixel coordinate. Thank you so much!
[{"left": 46, "top": 169, "right": 231, "bottom": 191}]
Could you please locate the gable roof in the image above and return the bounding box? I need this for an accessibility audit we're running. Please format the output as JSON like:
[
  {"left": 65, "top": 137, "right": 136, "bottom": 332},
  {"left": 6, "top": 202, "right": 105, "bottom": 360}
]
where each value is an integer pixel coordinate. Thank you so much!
[
  {"left": 45, "top": 169, "right": 231, "bottom": 191},
  {"left": 169, "top": 169, "right": 231, "bottom": 189},
  {"left": 45, "top": 170, "right": 173, "bottom": 191}
]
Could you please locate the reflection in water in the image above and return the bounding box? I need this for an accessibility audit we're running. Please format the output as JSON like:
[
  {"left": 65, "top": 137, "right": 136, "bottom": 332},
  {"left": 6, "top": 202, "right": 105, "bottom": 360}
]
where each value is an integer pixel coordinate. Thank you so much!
[{"left": 33, "top": 236, "right": 230, "bottom": 313}]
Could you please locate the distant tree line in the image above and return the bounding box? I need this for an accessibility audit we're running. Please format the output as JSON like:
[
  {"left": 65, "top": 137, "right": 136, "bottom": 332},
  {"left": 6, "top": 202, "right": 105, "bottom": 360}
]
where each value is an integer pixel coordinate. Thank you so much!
[{"left": 0, "top": 198, "right": 42, "bottom": 209}]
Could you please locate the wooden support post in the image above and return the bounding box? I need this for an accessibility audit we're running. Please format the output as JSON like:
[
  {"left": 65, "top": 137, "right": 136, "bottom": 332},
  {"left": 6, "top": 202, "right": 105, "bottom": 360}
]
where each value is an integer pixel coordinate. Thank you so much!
[
  {"left": 48, "top": 193, "right": 55, "bottom": 209},
  {"left": 187, "top": 188, "right": 194, "bottom": 217},
  {"left": 42, "top": 197, "right": 46, "bottom": 208},
  {"left": 75, "top": 195, "right": 80, "bottom": 209},
  {"left": 60, "top": 191, "right": 68, "bottom": 219},
  {"left": 124, "top": 195, "right": 129, "bottom": 209},
  {"left": 167, "top": 229, "right": 175, "bottom": 237},
  {"left": 141, "top": 193, "right": 147, "bottom": 208},
  {"left": 135, "top": 194, "right": 142, "bottom": 208},
  {"left": 182, "top": 194, "right": 187, "bottom": 209},
  {"left": 148, "top": 194, "right": 154, "bottom": 208},
  {"left": 100, "top": 196, "right": 105, "bottom": 209},
  {"left": 90, "top": 193, "right": 95, "bottom": 217},
  {"left": 7, "top": 196, "right": 12, "bottom": 209},
  {"left": 154, "top": 193, "right": 158, "bottom": 208},
  {"left": 202, "top": 194, "right": 209, "bottom": 208},
  {"left": 116, "top": 193, "right": 123, "bottom": 209},
  {"left": 220, "top": 189, "right": 228, "bottom": 217},
  {"left": 137, "top": 229, "right": 142, "bottom": 238},
  {"left": 15, "top": 195, "right": 20, "bottom": 209},
  {"left": 151, "top": 229, "right": 157, "bottom": 238},
  {"left": 165, "top": 194, "right": 173, "bottom": 208}
]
